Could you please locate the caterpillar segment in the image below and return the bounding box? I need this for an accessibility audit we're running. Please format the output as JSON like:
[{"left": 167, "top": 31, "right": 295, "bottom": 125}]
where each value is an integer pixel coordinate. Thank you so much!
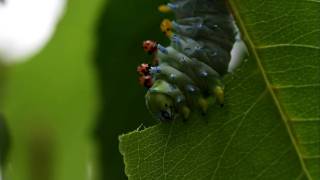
[
  {"left": 156, "top": 46, "right": 223, "bottom": 93},
  {"left": 153, "top": 64, "right": 208, "bottom": 112},
  {"left": 161, "top": 20, "right": 232, "bottom": 76}
]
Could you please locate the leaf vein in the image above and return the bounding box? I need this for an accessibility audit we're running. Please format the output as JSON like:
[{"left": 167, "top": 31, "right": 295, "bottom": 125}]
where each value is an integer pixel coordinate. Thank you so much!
[
  {"left": 229, "top": 2, "right": 314, "bottom": 179},
  {"left": 256, "top": 44, "right": 320, "bottom": 50},
  {"left": 210, "top": 90, "right": 268, "bottom": 180}
]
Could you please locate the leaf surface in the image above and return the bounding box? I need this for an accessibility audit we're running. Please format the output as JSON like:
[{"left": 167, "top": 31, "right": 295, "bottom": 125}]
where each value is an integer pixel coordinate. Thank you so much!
[{"left": 119, "top": 0, "right": 320, "bottom": 179}]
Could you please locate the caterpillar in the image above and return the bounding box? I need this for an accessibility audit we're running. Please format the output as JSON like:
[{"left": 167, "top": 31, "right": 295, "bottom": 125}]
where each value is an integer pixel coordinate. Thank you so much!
[{"left": 137, "top": 0, "right": 247, "bottom": 122}]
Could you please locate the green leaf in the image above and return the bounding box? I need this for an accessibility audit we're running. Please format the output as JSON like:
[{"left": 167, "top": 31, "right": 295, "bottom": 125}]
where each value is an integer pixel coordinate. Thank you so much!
[{"left": 119, "top": 0, "right": 320, "bottom": 179}]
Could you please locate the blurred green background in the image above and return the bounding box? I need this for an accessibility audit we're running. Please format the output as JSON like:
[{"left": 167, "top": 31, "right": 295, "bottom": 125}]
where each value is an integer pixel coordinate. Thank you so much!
[{"left": 0, "top": 0, "right": 170, "bottom": 179}]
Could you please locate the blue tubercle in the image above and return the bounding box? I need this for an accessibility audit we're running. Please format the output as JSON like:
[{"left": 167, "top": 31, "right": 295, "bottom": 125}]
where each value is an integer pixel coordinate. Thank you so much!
[
  {"left": 167, "top": 3, "right": 178, "bottom": 10},
  {"left": 172, "top": 35, "right": 182, "bottom": 46},
  {"left": 157, "top": 44, "right": 168, "bottom": 54},
  {"left": 150, "top": 66, "right": 161, "bottom": 74}
]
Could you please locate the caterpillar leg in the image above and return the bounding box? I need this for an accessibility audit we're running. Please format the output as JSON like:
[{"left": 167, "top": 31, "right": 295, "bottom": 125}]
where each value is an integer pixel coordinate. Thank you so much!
[
  {"left": 160, "top": 19, "right": 173, "bottom": 37},
  {"left": 180, "top": 105, "right": 190, "bottom": 121},
  {"left": 198, "top": 97, "right": 208, "bottom": 115},
  {"left": 158, "top": 4, "right": 172, "bottom": 13},
  {"left": 213, "top": 86, "right": 224, "bottom": 107}
]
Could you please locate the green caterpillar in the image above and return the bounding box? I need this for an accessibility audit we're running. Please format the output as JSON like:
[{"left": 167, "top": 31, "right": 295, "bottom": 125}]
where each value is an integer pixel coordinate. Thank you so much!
[{"left": 137, "top": 0, "right": 246, "bottom": 122}]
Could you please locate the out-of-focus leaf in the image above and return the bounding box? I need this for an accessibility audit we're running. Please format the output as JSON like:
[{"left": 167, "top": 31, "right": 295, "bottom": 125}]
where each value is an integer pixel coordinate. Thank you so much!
[
  {"left": 119, "top": 0, "right": 320, "bottom": 179},
  {"left": 1, "top": 0, "right": 104, "bottom": 179}
]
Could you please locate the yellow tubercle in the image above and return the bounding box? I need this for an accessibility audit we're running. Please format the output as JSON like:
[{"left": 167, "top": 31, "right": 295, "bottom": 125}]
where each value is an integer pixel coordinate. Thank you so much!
[
  {"left": 158, "top": 5, "right": 172, "bottom": 13},
  {"left": 160, "top": 19, "right": 174, "bottom": 37}
]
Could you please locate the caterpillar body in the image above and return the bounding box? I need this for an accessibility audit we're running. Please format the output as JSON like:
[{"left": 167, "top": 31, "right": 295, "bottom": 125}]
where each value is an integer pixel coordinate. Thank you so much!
[{"left": 137, "top": 0, "right": 246, "bottom": 122}]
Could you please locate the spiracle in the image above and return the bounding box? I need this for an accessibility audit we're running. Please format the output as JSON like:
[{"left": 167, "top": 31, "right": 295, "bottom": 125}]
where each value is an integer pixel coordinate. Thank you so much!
[{"left": 137, "top": 0, "right": 246, "bottom": 122}]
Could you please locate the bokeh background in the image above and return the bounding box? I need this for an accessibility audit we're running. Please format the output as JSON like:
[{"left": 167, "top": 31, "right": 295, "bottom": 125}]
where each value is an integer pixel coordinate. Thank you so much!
[{"left": 0, "top": 0, "right": 171, "bottom": 179}]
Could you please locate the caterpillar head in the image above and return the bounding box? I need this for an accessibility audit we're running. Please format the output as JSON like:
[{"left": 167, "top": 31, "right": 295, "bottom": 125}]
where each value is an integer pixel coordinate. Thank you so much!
[{"left": 145, "top": 80, "right": 176, "bottom": 122}]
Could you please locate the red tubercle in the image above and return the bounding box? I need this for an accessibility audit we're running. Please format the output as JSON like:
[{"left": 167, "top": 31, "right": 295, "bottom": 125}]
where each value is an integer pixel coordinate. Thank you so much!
[
  {"left": 137, "top": 63, "right": 153, "bottom": 88},
  {"left": 137, "top": 63, "right": 150, "bottom": 75},
  {"left": 139, "top": 75, "right": 153, "bottom": 88},
  {"left": 138, "top": 40, "right": 158, "bottom": 88},
  {"left": 143, "top": 40, "right": 158, "bottom": 54}
]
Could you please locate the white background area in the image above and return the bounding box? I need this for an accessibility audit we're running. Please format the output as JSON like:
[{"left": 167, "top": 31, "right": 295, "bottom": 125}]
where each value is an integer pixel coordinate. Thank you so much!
[{"left": 0, "top": 0, "right": 66, "bottom": 64}]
